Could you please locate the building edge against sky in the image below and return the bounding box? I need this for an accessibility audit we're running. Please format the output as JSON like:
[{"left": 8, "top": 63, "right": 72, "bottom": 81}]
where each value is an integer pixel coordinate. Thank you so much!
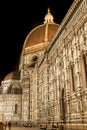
[{"left": 0, "top": 0, "right": 87, "bottom": 129}]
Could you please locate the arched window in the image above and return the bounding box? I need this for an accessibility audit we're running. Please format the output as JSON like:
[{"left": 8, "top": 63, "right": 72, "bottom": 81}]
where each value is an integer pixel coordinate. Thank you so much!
[
  {"left": 83, "top": 54, "right": 87, "bottom": 81},
  {"left": 69, "top": 62, "right": 75, "bottom": 92},
  {"left": 71, "top": 65, "right": 75, "bottom": 91},
  {"left": 15, "top": 104, "right": 18, "bottom": 114},
  {"left": 61, "top": 88, "right": 65, "bottom": 122},
  {"left": 80, "top": 51, "right": 87, "bottom": 89}
]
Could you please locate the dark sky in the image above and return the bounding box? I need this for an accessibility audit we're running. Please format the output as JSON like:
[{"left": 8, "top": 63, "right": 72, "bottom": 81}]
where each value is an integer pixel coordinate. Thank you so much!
[{"left": 0, "top": 0, "right": 74, "bottom": 81}]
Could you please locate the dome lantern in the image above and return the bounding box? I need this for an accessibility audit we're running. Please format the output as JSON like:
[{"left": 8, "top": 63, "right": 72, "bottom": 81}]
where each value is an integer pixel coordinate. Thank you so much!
[{"left": 44, "top": 8, "right": 54, "bottom": 24}]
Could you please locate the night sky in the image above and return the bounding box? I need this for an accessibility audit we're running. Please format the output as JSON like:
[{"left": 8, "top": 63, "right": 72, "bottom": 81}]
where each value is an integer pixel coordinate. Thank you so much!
[{"left": 0, "top": 0, "right": 74, "bottom": 82}]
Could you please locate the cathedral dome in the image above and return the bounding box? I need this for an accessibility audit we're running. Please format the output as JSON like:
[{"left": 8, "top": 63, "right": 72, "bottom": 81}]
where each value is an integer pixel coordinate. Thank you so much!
[
  {"left": 4, "top": 71, "right": 20, "bottom": 81},
  {"left": 23, "top": 8, "right": 59, "bottom": 54},
  {"left": 4, "top": 72, "right": 14, "bottom": 81}
]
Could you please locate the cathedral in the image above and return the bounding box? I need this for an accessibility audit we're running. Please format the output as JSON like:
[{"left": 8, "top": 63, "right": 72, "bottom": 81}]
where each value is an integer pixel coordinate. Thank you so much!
[{"left": 0, "top": 0, "right": 87, "bottom": 129}]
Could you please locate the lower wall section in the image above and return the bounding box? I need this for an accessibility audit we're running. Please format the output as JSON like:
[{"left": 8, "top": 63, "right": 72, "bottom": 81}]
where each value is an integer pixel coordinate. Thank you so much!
[
  {"left": 39, "top": 123, "right": 87, "bottom": 130},
  {"left": 63, "top": 124, "right": 87, "bottom": 130}
]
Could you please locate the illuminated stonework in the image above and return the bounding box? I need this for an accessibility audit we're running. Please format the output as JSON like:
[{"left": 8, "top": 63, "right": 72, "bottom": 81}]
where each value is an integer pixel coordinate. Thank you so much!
[
  {"left": 20, "top": 8, "right": 59, "bottom": 124},
  {"left": 0, "top": 0, "right": 87, "bottom": 129}
]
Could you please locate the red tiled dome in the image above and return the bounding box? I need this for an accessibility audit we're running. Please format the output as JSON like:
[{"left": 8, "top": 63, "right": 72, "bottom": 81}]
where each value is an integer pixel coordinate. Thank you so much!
[
  {"left": 23, "top": 8, "right": 59, "bottom": 54},
  {"left": 4, "top": 70, "right": 20, "bottom": 81},
  {"left": 4, "top": 72, "right": 14, "bottom": 81},
  {"left": 24, "top": 23, "right": 59, "bottom": 48}
]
